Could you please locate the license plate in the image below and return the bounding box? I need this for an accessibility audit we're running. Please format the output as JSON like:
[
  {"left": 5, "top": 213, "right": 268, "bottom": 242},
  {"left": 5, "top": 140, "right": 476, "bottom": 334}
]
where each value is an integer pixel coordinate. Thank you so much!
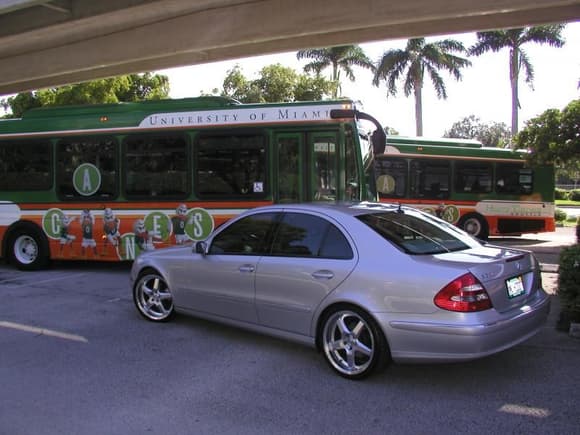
[{"left": 506, "top": 275, "right": 525, "bottom": 298}]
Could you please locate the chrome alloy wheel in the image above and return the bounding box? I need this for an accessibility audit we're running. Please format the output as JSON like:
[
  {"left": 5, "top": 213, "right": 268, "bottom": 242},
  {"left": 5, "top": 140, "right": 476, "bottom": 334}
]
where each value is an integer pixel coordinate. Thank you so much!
[
  {"left": 322, "top": 309, "right": 376, "bottom": 378},
  {"left": 134, "top": 273, "right": 174, "bottom": 321},
  {"left": 13, "top": 234, "right": 39, "bottom": 265}
]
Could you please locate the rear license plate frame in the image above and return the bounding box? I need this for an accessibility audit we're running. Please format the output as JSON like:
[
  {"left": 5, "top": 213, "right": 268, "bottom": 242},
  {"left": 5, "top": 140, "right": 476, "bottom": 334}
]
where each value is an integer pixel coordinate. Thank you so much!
[{"left": 506, "top": 275, "right": 525, "bottom": 299}]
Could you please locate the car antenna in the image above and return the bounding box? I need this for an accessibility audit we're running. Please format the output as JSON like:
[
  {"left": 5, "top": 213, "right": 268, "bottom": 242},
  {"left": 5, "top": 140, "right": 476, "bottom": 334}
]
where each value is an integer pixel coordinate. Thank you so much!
[{"left": 397, "top": 203, "right": 404, "bottom": 213}]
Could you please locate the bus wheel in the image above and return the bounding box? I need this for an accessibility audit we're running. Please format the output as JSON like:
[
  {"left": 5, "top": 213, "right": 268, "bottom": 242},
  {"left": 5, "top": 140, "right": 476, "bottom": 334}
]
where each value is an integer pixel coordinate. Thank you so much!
[
  {"left": 8, "top": 224, "right": 50, "bottom": 271},
  {"left": 459, "top": 213, "right": 489, "bottom": 240}
]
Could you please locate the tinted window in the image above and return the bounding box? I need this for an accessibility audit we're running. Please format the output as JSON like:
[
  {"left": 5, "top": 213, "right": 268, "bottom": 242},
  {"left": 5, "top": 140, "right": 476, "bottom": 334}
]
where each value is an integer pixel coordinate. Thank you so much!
[
  {"left": 319, "top": 224, "right": 353, "bottom": 259},
  {"left": 312, "top": 136, "right": 337, "bottom": 201},
  {"left": 196, "top": 134, "right": 267, "bottom": 198},
  {"left": 124, "top": 134, "right": 188, "bottom": 198},
  {"left": 375, "top": 157, "right": 407, "bottom": 199},
  {"left": 271, "top": 213, "right": 353, "bottom": 259},
  {"left": 0, "top": 140, "right": 51, "bottom": 190},
  {"left": 277, "top": 136, "right": 300, "bottom": 203},
  {"left": 57, "top": 136, "right": 117, "bottom": 199},
  {"left": 410, "top": 159, "right": 450, "bottom": 199},
  {"left": 358, "top": 211, "right": 475, "bottom": 254},
  {"left": 209, "top": 212, "right": 277, "bottom": 255},
  {"left": 455, "top": 161, "right": 492, "bottom": 194},
  {"left": 496, "top": 163, "right": 533, "bottom": 195}
]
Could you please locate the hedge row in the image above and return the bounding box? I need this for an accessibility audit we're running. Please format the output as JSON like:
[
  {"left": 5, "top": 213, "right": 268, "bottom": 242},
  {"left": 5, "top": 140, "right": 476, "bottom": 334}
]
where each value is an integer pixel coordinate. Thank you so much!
[
  {"left": 555, "top": 188, "right": 580, "bottom": 201},
  {"left": 557, "top": 243, "right": 580, "bottom": 331}
]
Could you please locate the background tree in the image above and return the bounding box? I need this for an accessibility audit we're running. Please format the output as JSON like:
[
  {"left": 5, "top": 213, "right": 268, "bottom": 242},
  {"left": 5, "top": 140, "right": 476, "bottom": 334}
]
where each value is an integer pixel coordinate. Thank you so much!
[
  {"left": 296, "top": 45, "right": 374, "bottom": 98},
  {"left": 515, "top": 99, "right": 580, "bottom": 185},
  {"left": 373, "top": 37, "right": 471, "bottom": 136},
  {"left": 469, "top": 25, "right": 565, "bottom": 137},
  {"left": 1, "top": 73, "right": 169, "bottom": 118},
  {"left": 444, "top": 115, "right": 512, "bottom": 147},
  {"left": 216, "top": 64, "right": 335, "bottom": 103}
]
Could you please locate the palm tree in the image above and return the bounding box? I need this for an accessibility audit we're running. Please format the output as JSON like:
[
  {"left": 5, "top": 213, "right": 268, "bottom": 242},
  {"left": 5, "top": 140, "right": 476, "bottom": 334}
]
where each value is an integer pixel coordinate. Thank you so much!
[
  {"left": 373, "top": 38, "right": 471, "bottom": 136},
  {"left": 297, "top": 45, "right": 374, "bottom": 98},
  {"left": 469, "top": 25, "right": 565, "bottom": 136}
]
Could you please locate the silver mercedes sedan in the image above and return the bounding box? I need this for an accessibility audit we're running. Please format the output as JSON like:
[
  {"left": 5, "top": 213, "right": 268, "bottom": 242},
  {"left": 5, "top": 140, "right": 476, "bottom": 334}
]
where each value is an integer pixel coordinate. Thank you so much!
[{"left": 130, "top": 202, "right": 550, "bottom": 379}]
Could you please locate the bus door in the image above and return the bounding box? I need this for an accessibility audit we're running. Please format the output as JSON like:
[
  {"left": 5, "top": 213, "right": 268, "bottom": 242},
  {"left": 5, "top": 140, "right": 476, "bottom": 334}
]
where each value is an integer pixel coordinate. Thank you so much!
[
  {"left": 309, "top": 132, "right": 338, "bottom": 201},
  {"left": 275, "top": 133, "right": 304, "bottom": 203},
  {"left": 274, "top": 132, "right": 339, "bottom": 203}
]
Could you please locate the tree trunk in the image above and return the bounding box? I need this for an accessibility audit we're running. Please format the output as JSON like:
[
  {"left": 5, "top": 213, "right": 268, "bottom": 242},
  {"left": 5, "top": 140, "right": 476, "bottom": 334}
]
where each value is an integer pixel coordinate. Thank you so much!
[
  {"left": 414, "top": 85, "right": 423, "bottom": 136},
  {"left": 510, "top": 48, "right": 519, "bottom": 140}
]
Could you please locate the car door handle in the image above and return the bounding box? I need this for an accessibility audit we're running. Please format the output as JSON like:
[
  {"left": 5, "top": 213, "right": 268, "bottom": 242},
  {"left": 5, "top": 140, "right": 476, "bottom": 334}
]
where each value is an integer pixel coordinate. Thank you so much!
[
  {"left": 239, "top": 264, "right": 255, "bottom": 273},
  {"left": 312, "top": 270, "right": 334, "bottom": 280}
]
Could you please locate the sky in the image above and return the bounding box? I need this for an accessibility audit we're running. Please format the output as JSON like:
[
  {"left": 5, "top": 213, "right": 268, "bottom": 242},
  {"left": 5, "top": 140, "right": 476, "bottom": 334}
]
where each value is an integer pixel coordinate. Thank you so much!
[{"left": 159, "top": 21, "right": 580, "bottom": 138}]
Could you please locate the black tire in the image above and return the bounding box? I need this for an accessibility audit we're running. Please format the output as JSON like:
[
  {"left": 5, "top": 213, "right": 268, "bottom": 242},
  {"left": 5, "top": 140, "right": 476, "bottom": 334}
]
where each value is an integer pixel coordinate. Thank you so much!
[
  {"left": 319, "top": 305, "right": 390, "bottom": 380},
  {"left": 8, "top": 224, "right": 50, "bottom": 271},
  {"left": 458, "top": 213, "right": 489, "bottom": 240},
  {"left": 133, "top": 270, "right": 175, "bottom": 322}
]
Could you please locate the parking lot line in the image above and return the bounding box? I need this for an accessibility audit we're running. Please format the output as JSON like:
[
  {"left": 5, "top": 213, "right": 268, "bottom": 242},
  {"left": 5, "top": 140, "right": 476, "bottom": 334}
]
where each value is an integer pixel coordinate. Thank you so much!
[
  {"left": 0, "top": 272, "right": 87, "bottom": 288},
  {"left": 0, "top": 320, "right": 89, "bottom": 343}
]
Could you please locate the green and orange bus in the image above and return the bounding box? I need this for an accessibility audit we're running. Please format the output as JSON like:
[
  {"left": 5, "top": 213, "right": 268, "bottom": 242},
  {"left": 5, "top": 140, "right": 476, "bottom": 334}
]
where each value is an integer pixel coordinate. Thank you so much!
[
  {"left": 374, "top": 135, "right": 555, "bottom": 239},
  {"left": 0, "top": 97, "right": 384, "bottom": 269}
]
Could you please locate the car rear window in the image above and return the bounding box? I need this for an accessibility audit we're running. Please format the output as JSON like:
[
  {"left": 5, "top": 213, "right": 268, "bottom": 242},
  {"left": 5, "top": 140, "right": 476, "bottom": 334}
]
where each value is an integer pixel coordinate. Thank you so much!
[{"left": 357, "top": 211, "right": 475, "bottom": 254}]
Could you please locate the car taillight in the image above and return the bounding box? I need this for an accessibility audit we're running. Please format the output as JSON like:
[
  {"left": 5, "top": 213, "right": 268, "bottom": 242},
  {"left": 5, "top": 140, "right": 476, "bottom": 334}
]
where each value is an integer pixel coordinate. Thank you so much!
[{"left": 434, "top": 273, "right": 492, "bottom": 312}]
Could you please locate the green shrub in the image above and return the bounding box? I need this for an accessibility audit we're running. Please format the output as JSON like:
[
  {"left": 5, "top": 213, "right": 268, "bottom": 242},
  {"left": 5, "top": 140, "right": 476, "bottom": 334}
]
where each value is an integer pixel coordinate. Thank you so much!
[
  {"left": 569, "top": 189, "right": 580, "bottom": 202},
  {"left": 557, "top": 244, "right": 580, "bottom": 331},
  {"left": 555, "top": 188, "right": 569, "bottom": 200},
  {"left": 554, "top": 208, "right": 567, "bottom": 222}
]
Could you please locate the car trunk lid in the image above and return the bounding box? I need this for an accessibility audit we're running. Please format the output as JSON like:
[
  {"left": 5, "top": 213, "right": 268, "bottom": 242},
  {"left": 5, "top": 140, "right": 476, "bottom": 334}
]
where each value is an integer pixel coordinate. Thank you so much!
[{"left": 434, "top": 245, "right": 541, "bottom": 313}]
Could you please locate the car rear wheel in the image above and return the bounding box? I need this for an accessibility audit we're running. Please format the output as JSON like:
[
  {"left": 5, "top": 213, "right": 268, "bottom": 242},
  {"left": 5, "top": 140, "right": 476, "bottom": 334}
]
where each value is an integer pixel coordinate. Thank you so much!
[
  {"left": 320, "top": 306, "right": 389, "bottom": 379},
  {"left": 133, "top": 271, "right": 175, "bottom": 322}
]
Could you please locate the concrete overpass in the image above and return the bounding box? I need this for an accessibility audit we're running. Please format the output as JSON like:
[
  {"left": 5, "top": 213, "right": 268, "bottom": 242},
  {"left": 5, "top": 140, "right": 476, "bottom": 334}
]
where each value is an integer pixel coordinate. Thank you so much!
[{"left": 1, "top": 0, "right": 579, "bottom": 95}]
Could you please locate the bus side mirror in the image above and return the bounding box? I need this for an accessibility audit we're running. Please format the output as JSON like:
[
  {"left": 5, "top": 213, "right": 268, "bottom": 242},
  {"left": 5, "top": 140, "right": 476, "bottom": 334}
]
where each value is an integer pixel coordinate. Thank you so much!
[
  {"left": 371, "top": 129, "right": 386, "bottom": 155},
  {"left": 330, "top": 109, "right": 386, "bottom": 155}
]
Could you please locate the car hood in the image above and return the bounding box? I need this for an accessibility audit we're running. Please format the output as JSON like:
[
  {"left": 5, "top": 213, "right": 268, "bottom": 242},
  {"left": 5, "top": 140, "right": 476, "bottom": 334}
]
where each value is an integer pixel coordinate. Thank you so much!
[{"left": 432, "top": 245, "right": 542, "bottom": 313}]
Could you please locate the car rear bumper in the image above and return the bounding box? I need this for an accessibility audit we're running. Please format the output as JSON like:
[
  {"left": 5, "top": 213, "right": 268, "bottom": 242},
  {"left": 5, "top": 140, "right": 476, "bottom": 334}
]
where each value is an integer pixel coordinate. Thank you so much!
[{"left": 383, "top": 290, "right": 551, "bottom": 363}]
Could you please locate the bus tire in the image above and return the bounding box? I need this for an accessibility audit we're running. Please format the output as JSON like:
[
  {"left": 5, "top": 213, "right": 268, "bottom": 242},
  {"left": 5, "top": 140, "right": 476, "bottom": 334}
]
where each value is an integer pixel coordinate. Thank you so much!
[
  {"left": 458, "top": 213, "right": 489, "bottom": 240},
  {"left": 8, "top": 223, "right": 50, "bottom": 271}
]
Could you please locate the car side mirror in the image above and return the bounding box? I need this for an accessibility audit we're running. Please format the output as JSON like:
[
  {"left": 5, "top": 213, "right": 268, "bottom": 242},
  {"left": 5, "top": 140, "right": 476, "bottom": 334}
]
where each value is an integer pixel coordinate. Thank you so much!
[{"left": 194, "top": 241, "right": 207, "bottom": 256}]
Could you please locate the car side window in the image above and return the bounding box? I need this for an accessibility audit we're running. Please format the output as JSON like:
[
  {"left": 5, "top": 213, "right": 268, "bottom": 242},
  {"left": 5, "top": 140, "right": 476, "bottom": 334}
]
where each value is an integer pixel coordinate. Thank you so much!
[
  {"left": 319, "top": 224, "right": 353, "bottom": 259},
  {"left": 271, "top": 213, "right": 353, "bottom": 259},
  {"left": 209, "top": 212, "right": 278, "bottom": 255}
]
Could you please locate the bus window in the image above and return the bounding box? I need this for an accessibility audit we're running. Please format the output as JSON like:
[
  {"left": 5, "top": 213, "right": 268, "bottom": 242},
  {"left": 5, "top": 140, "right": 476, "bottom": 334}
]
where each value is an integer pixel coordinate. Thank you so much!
[
  {"left": 454, "top": 161, "right": 492, "bottom": 193},
  {"left": 410, "top": 159, "right": 450, "bottom": 199},
  {"left": 276, "top": 134, "right": 301, "bottom": 203},
  {"left": 310, "top": 134, "right": 337, "bottom": 201},
  {"left": 496, "top": 163, "right": 533, "bottom": 195},
  {"left": 57, "top": 136, "right": 117, "bottom": 199},
  {"left": 195, "top": 134, "right": 267, "bottom": 198},
  {"left": 375, "top": 157, "right": 407, "bottom": 199},
  {"left": 0, "top": 140, "right": 51, "bottom": 190},
  {"left": 124, "top": 134, "right": 188, "bottom": 198},
  {"left": 345, "top": 127, "right": 361, "bottom": 200}
]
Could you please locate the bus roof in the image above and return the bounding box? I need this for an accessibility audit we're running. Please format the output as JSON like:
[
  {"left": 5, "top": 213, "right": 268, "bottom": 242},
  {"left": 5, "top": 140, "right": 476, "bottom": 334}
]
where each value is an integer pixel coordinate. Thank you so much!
[
  {"left": 383, "top": 135, "right": 527, "bottom": 160},
  {"left": 0, "top": 97, "right": 358, "bottom": 136}
]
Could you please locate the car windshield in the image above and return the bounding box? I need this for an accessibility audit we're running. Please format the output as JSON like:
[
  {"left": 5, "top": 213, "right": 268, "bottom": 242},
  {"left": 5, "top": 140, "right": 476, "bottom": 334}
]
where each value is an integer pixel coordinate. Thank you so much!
[{"left": 357, "top": 210, "right": 479, "bottom": 254}]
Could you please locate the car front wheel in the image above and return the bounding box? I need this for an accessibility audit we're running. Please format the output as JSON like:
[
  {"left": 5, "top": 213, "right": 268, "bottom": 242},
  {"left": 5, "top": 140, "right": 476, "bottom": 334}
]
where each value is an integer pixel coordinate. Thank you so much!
[
  {"left": 133, "top": 271, "right": 175, "bottom": 322},
  {"left": 320, "top": 306, "right": 389, "bottom": 379}
]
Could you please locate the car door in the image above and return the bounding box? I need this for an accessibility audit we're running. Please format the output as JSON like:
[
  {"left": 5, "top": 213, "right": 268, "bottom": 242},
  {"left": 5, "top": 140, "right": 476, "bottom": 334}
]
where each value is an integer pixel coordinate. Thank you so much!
[
  {"left": 175, "top": 212, "right": 278, "bottom": 323},
  {"left": 255, "top": 211, "right": 357, "bottom": 336}
]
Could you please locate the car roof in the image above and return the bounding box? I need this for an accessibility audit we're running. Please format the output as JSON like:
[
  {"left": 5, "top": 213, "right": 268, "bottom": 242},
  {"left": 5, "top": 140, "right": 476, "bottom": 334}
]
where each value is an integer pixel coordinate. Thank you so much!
[{"left": 249, "top": 201, "right": 410, "bottom": 218}]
